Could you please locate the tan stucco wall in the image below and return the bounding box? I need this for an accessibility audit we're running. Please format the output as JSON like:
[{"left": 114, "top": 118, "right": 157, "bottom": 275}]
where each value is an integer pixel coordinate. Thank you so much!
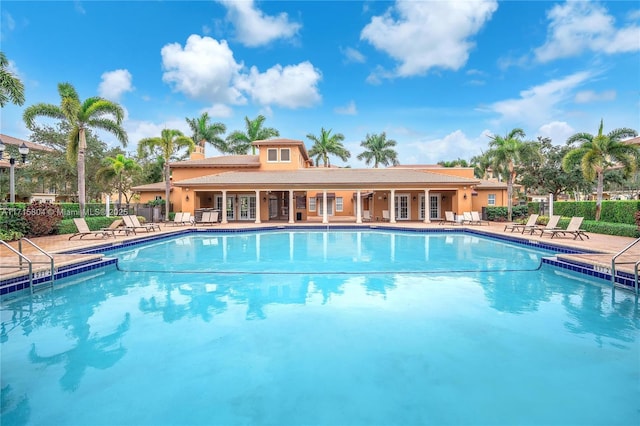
[{"left": 258, "top": 146, "right": 305, "bottom": 171}]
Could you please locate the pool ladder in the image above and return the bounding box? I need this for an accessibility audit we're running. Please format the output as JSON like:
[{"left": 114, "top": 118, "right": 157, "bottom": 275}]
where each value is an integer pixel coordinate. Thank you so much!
[
  {"left": 611, "top": 237, "right": 640, "bottom": 294},
  {"left": 0, "top": 238, "right": 55, "bottom": 294}
]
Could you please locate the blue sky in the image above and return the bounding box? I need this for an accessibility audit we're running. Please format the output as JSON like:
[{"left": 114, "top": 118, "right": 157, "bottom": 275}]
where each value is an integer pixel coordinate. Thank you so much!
[{"left": 2, "top": 0, "right": 639, "bottom": 167}]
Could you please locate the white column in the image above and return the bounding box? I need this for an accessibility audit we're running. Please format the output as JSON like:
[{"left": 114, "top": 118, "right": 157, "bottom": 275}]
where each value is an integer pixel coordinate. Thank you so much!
[
  {"left": 390, "top": 189, "right": 396, "bottom": 223},
  {"left": 255, "top": 190, "right": 261, "bottom": 224},
  {"left": 221, "top": 190, "right": 228, "bottom": 224},
  {"left": 322, "top": 190, "right": 328, "bottom": 224},
  {"left": 356, "top": 190, "right": 362, "bottom": 224},
  {"left": 289, "top": 190, "right": 295, "bottom": 224},
  {"left": 423, "top": 189, "right": 431, "bottom": 224}
]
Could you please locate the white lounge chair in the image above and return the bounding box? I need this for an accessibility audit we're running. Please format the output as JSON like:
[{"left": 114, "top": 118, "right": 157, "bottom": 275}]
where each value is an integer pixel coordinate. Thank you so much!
[
  {"left": 439, "top": 211, "right": 460, "bottom": 225},
  {"left": 170, "top": 212, "right": 184, "bottom": 226},
  {"left": 195, "top": 211, "right": 219, "bottom": 225},
  {"left": 101, "top": 218, "right": 133, "bottom": 235},
  {"left": 462, "top": 212, "right": 474, "bottom": 225},
  {"left": 531, "top": 215, "right": 562, "bottom": 237},
  {"left": 504, "top": 214, "right": 539, "bottom": 233},
  {"left": 541, "top": 216, "right": 589, "bottom": 240},
  {"left": 123, "top": 215, "right": 160, "bottom": 232},
  {"left": 363, "top": 211, "right": 372, "bottom": 222},
  {"left": 470, "top": 211, "right": 489, "bottom": 225},
  {"left": 70, "top": 218, "right": 115, "bottom": 240},
  {"left": 382, "top": 210, "right": 390, "bottom": 222}
]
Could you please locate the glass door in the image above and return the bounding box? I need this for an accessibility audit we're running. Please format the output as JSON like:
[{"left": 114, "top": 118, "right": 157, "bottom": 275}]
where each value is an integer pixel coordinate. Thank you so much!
[
  {"left": 394, "top": 194, "right": 409, "bottom": 220},
  {"left": 430, "top": 194, "right": 440, "bottom": 220},
  {"left": 239, "top": 195, "right": 256, "bottom": 220}
]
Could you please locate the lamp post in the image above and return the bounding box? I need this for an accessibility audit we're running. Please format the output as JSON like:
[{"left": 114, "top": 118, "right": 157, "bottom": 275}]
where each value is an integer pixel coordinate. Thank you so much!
[{"left": 0, "top": 139, "right": 29, "bottom": 203}]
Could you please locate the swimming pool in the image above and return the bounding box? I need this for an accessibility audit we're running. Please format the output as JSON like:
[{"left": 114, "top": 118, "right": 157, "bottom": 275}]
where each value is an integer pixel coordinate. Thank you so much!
[{"left": 1, "top": 231, "right": 638, "bottom": 425}]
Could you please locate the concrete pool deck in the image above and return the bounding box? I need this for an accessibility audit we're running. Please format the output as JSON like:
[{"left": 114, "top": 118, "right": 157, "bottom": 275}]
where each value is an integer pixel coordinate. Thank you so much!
[{"left": 1, "top": 220, "right": 639, "bottom": 293}]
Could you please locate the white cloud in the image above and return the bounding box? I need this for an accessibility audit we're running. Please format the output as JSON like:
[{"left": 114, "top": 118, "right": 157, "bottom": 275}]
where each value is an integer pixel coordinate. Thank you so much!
[
  {"left": 574, "top": 89, "right": 616, "bottom": 104},
  {"left": 202, "top": 103, "right": 233, "bottom": 118},
  {"left": 161, "top": 35, "right": 246, "bottom": 105},
  {"left": 218, "top": 0, "right": 301, "bottom": 47},
  {"left": 341, "top": 47, "right": 366, "bottom": 64},
  {"left": 488, "top": 71, "right": 593, "bottom": 128},
  {"left": 335, "top": 101, "right": 357, "bottom": 115},
  {"left": 237, "top": 61, "right": 322, "bottom": 108},
  {"left": 98, "top": 69, "right": 133, "bottom": 101},
  {"left": 360, "top": 0, "right": 497, "bottom": 78},
  {"left": 535, "top": 1, "right": 640, "bottom": 62},
  {"left": 404, "top": 130, "right": 487, "bottom": 164},
  {"left": 537, "top": 121, "right": 575, "bottom": 144}
]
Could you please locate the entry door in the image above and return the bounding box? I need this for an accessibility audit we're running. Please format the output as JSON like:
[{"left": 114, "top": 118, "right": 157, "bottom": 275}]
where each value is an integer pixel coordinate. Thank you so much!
[
  {"left": 239, "top": 195, "right": 256, "bottom": 220},
  {"left": 317, "top": 198, "right": 334, "bottom": 216},
  {"left": 394, "top": 194, "right": 409, "bottom": 220},
  {"left": 269, "top": 198, "right": 278, "bottom": 218},
  {"left": 216, "top": 196, "right": 235, "bottom": 221},
  {"left": 430, "top": 194, "right": 441, "bottom": 220}
]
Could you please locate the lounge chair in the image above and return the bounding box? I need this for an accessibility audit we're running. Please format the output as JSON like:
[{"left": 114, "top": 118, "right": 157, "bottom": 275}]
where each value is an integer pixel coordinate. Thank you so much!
[
  {"left": 540, "top": 216, "right": 589, "bottom": 240},
  {"left": 462, "top": 212, "right": 474, "bottom": 225},
  {"left": 123, "top": 215, "right": 160, "bottom": 232},
  {"left": 101, "top": 218, "right": 133, "bottom": 236},
  {"left": 363, "top": 211, "right": 372, "bottom": 222},
  {"left": 382, "top": 210, "right": 390, "bottom": 222},
  {"left": 170, "top": 212, "right": 184, "bottom": 226},
  {"left": 439, "top": 211, "right": 460, "bottom": 225},
  {"left": 530, "top": 215, "right": 562, "bottom": 236},
  {"left": 182, "top": 212, "right": 192, "bottom": 225},
  {"left": 70, "top": 218, "right": 115, "bottom": 240},
  {"left": 195, "top": 211, "right": 219, "bottom": 225},
  {"left": 470, "top": 211, "right": 489, "bottom": 225},
  {"left": 504, "top": 214, "right": 539, "bottom": 233}
]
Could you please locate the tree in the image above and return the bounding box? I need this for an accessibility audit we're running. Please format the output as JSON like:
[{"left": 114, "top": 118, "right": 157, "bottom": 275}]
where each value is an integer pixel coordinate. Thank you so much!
[
  {"left": 357, "top": 132, "right": 399, "bottom": 168},
  {"left": 562, "top": 120, "right": 638, "bottom": 220},
  {"left": 23, "top": 82, "right": 127, "bottom": 217},
  {"left": 0, "top": 51, "right": 25, "bottom": 107},
  {"left": 96, "top": 153, "right": 140, "bottom": 206},
  {"left": 307, "top": 128, "right": 350, "bottom": 167},
  {"left": 438, "top": 158, "right": 470, "bottom": 168},
  {"left": 185, "top": 112, "right": 227, "bottom": 154},
  {"left": 137, "top": 129, "right": 195, "bottom": 219},
  {"left": 225, "top": 115, "right": 279, "bottom": 155},
  {"left": 486, "top": 128, "right": 532, "bottom": 221}
]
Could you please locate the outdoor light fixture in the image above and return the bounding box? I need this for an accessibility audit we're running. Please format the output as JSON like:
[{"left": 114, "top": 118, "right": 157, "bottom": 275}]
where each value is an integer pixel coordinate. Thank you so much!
[
  {"left": 185, "top": 195, "right": 190, "bottom": 202},
  {"left": 0, "top": 139, "right": 29, "bottom": 203},
  {"left": 463, "top": 193, "right": 468, "bottom": 200}
]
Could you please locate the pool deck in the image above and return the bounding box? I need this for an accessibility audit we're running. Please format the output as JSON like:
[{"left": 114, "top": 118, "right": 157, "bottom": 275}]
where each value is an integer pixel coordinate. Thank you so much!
[{"left": 1, "top": 219, "right": 639, "bottom": 291}]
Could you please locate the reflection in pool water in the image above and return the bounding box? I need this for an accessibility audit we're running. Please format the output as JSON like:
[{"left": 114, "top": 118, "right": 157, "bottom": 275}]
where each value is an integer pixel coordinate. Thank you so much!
[{"left": 1, "top": 231, "right": 638, "bottom": 425}]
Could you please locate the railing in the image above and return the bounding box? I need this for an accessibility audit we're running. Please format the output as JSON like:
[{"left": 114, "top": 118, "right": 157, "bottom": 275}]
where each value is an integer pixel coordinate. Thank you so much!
[
  {"left": 611, "top": 237, "right": 640, "bottom": 294},
  {"left": 19, "top": 238, "right": 56, "bottom": 290},
  {"left": 0, "top": 240, "right": 33, "bottom": 292}
]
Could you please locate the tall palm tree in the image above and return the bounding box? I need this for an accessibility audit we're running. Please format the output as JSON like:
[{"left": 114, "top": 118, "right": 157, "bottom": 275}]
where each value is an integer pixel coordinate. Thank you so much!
[
  {"left": 0, "top": 51, "right": 25, "bottom": 107},
  {"left": 357, "top": 132, "right": 399, "bottom": 168},
  {"left": 185, "top": 112, "right": 227, "bottom": 154},
  {"left": 307, "top": 128, "right": 351, "bottom": 167},
  {"left": 137, "top": 129, "right": 195, "bottom": 219},
  {"left": 96, "top": 153, "right": 140, "bottom": 206},
  {"left": 225, "top": 115, "right": 279, "bottom": 155},
  {"left": 486, "top": 128, "right": 530, "bottom": 221},
  {"left": 562, "top": 120, "right": 638, "bottom": 220},
  {"left": 23, "top": 82, "right": 127, "bottom": 217}
]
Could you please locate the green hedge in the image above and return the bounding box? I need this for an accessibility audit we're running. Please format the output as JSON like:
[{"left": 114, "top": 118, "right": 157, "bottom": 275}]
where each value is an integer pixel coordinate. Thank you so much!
[
  {"left": 485, "top": 205, "right": 530, "bottom": 221},
  {"left": 536, "top": 200, "right": 639, "bottom": 225}
]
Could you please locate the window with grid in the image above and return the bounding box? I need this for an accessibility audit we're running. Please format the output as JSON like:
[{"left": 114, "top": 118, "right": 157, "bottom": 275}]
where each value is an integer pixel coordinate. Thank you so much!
[
  {"left": 309, "top": 197, "right": 316, "bottom": 212},
  {"left": 488, "top": 194, "right": 496, "bottom": 205},
  {"left": 336, "top": 197, "right": 343, "bottom": 212}
]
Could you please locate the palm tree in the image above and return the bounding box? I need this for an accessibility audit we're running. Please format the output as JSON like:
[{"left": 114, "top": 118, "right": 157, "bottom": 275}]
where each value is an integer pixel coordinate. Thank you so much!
[
  {"left": 225, "top": 115, "right": 279, "bottom": 155},
  {"left": 486, "top": 128, "right": 530, "bottom": 221},
  {"left": 96, "top": 153, "right": 140, "bottom": 206},
  {"left": 562, "top": 120, "right": 638, "bottom": 220},
  {"left": 307, "top": 128, "right": 351, "bottom": 167},
  {"left": 23, "top": 82, "right": 127, "bottom": 217},
  {"left": 185, "top": 112, "right": 227, "bottom": 154},
  {"left": 357, "top": 132, "right": 399, "bottom": 168},
  {"left": 0, "top": 51, "right": 25, "bottom": 107},
  {"left": 137, "top": 129, "right": 195, "bottom": 219}
]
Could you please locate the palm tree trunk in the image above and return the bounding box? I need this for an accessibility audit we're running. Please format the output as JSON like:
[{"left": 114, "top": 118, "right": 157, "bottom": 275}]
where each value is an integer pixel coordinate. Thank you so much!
[
  {"left": 118, "top": 174, "right": 123, "bottom": 206},
  {"left": 507, "top": 173, "right": 514, "bottom": 222},
  {"left": 595, "top": 171, "right": 604, "bottom": 221},
  {"left": 164, "top": 161, "right": 171, "bottom": 222},
  {"left": 78, "top": 129, "right": 86, "bottom": 218}
]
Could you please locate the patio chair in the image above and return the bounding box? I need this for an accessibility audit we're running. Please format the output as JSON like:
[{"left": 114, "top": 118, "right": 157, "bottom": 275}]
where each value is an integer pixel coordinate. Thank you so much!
[
  {"left": 363, "top": 211, "right": 372, "bottom": 222},
  {"left": 382, "top": 210, "right": 390, "bottom": 222},
  {"left": 530, "top": 215, "right": 562, "bottom": 236},
  {"left": 541, "top": 216, "right": 589, "bottom": 240},
  {"left": 70, "top": 218, "right": 115, "bottom": 240},
  {"left": 101, "top": 218, "right": 133, "bottom": 236},
  {"left": 195, "top": 211, "right": 219, "bottom": 226},
  {"left": 182, "top": 212, "right": 192, "bottom": 225},
  {"left": 170, "top": 212, "right": 184, "bottom": 226},
  {"left": 504, "top": 214, "right": 539, "bottom": 233},
  {"left": 462, "top": 212, "right": 474, "bottom": 225},
  {"left": 439, "top": 211, "right": 460, "bottom": 225},
  {"left": 123, "top": 215, "right": 160, "bottom": 232},
  {"left": 470, "top": 211, "right": 489, "bottom": 225}
]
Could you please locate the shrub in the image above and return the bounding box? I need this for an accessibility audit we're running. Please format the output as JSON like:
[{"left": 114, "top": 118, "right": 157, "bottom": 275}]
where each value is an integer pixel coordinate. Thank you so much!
[
  {"left": 23, "top": 202, "right": 63, "bottom": 236},
  {"left": 485, "top": 205, "right": 529, "bottom": 221}
]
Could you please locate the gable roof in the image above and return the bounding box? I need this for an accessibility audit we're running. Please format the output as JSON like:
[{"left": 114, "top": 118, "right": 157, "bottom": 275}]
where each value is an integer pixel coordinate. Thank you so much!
[
  {"left": 252, "top": 138, "right": 310, "bottom": 162},
  {"left": 0, "top": 133, "right": 55, "bottom": 153}
]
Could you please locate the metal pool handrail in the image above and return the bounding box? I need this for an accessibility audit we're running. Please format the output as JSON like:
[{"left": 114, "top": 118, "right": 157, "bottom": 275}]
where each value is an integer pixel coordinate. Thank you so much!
[
  {"left": 611, "top": 237, "right": 640, "bottom": 294},
  {"left": 0, "top": 240, "right": 33, "bottom": 292},
  {"left": 19, "top": 238, "right": 56, "bottom": 290}
]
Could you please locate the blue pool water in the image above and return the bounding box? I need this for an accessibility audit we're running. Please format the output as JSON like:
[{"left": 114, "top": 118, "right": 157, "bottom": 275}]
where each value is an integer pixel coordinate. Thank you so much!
[{"left": 1, "top": 231, "right": 639, "bottom": 425}]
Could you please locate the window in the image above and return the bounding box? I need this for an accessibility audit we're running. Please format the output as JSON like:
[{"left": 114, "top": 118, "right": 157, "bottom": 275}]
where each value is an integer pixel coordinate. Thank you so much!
[
  {"left": 336, "top": 197, "right": 343, "bottom": 212},
  {"left": 280, "top": 148, "right": 290, "bottom": 162},
  {"left": 488, "top": 194, "right": 496, "bottom": 205},
  {"left": 267, "top": 148, "right": 278, "bottom": 162},
  {"left": 309, "top": 197, "right": 316, "bottom": 212}
]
